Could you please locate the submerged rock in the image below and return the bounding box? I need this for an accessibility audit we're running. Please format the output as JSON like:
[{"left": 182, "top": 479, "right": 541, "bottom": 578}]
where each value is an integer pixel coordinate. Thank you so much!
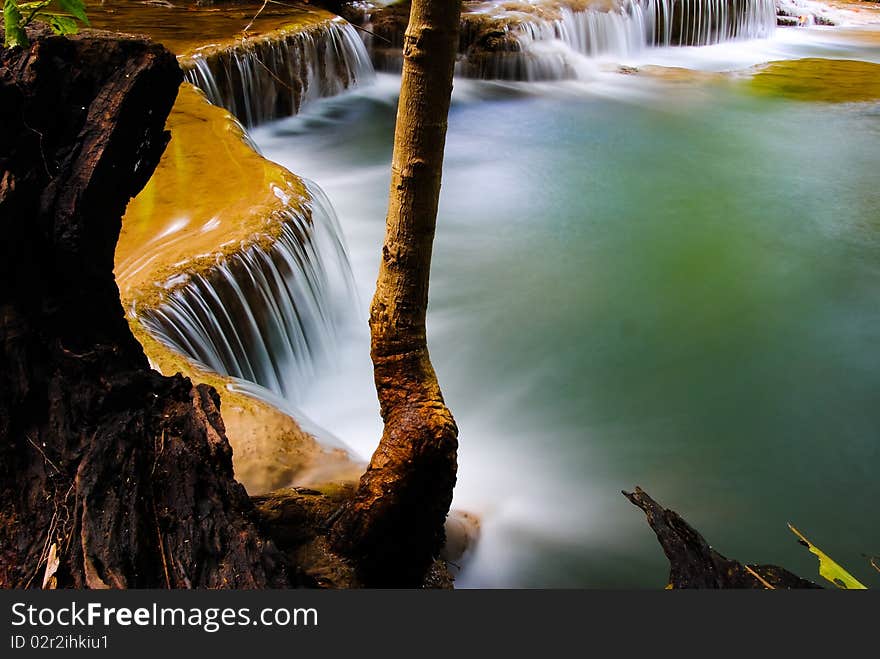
[
  {"left": 749, "top": 58, "right": 880, "bottom": 102},
  {"left": 116, "top": 84, "right": 313, "bottom": 307},
  {"left": 441, "top": 510, "right": 482, "bottom": 573}
]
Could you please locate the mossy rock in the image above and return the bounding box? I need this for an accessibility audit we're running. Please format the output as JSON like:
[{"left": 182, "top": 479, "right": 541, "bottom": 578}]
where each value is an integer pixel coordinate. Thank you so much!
[{"left": 749, "top": 58, "right": 880, "bottom": 103}]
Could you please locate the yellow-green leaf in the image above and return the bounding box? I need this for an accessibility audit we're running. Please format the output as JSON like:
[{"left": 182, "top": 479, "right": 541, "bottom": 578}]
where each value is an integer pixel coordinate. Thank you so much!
[
  {"left": 57, "top": 0, "right": 88, "bottom": 26},
  {"left": 37, "top": 12, "right": 77, "bottom": 35},
  {"left": 18, "top": 1, "right": 52, "bottom": 12},
  {"left": 3, "top": 0, "right": 28, "bottom": 48},
  {"left": 788, "top": 524, "right": 867, "bottom": 590}
]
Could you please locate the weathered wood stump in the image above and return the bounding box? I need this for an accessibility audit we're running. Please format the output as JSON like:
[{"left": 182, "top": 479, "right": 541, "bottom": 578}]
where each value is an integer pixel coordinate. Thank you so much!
[{"left": 0, "top": 30, "right": 289, "bottom": 588}]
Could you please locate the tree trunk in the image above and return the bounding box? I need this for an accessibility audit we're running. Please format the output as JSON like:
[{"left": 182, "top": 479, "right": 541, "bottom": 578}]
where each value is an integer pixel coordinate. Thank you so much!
[
  {"left": 0, "top": 30, "right": 289, "bottom": 588},
  {"left": 330, "top": 0, "right": 462, "bottom": 586}
]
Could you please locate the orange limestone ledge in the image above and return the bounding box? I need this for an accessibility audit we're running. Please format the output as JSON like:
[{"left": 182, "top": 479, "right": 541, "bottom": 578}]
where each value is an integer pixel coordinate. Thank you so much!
[
  {"left": 116, "top": 83, "right": 362, "bottom": 495},
  {"left": 85, "top": 0, "right": 334, "bottom": 57}
]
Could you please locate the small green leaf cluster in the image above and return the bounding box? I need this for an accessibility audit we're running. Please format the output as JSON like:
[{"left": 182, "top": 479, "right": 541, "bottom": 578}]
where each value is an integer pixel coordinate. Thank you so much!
[{"left": 4, "top": 0, "right": 89, "bottom": 48}]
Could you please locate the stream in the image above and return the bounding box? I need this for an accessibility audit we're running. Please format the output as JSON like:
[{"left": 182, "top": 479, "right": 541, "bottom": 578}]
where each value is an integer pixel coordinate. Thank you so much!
[{"left": 250, "top": 27, "right": 880, "bottom": 587}]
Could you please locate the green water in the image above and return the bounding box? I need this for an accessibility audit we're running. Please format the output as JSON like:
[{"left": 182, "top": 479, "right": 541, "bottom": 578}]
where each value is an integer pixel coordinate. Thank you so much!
[{"left": 255, "top": 65, "right": 880, "bottom": 587}]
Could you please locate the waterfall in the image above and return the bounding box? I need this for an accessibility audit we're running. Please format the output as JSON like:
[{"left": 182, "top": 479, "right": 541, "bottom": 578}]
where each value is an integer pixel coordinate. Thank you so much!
[
  {"left": 460, "top": 4, "right": 653, "bottom": 79},
  {"left": 139, "top": 183, "right": 355, "bottom": 402},
  {"left": 515, "top": 0, "right": 776, "bottom": 73},
  {"left": 656, "top": 0, "right": 778, "bottom": 46},
  {"left": 389, "top": 0, "right": 777, "bottom": 80},
  {"left": 183, "top": 18, "right": 375, "bottom": 127},
  {"left": 490, "top": 0, "right": 776, "bottom": 80}
]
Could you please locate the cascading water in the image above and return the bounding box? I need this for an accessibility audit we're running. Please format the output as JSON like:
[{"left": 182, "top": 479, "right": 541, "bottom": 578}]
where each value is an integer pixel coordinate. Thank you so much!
[
  {"left": 122, "top": 1, "right": 880, "bottom": 587},
  {"left": 515, "top": 4, "right": 652, "bottom": 57},
  {"left": 139, "top": 183, "right": 355, "bottom": 403},
  {"left": 483, "top": 0, "right": 777, "bottom": 79},
  {"left": 135, "top": 20, "right": 376, "bottom": 400},
  {"left": 381, "top": 0, "right": 777, "bottom": 80},
  {"left": 658, "top": 0, "right": 778, "bottom": 45},
  {"left": 250, "top": 23, "right": 880, "bottom": 585},
  {"left": 183, "top": 18, "right": 375, "bottom": 127}
]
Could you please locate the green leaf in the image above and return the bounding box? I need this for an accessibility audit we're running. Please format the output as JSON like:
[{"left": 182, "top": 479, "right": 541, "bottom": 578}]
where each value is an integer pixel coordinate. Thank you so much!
[
  {"left": 18, "top": 1, "right": 52, "bottom": 11},
  {"left": 56, "top": 0, "right": 87, "bottom": 25},
  {"left": 37, "top": 11, "right": 77, "bottom": 35},
  {"left": 17, "top": 0, "right": 49, "bottom": 29},
  {"left": 3, "top": 0, "right": 28, "bottom": 48},
  {"left": 788, "top": 524, "right": 868, "bottom": 590}
]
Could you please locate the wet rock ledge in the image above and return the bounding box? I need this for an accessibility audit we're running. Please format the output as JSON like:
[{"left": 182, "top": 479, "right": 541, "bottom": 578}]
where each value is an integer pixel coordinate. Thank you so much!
[
  {"left": 86, "top": 1, "right": 374, "bottom": 126},
  {"left": 115, "top": 83, "right": 363, "bottom": 496}
]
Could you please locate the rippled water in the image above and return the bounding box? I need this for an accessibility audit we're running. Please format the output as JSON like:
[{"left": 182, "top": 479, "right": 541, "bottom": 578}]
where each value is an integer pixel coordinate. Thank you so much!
[{"left": 253, "top": 32, "right": 880, "bottom": 587}]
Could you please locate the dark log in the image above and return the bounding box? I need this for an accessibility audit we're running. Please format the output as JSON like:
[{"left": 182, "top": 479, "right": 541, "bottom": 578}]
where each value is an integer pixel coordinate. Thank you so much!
[
  {"left": 0, "top": 30, "right": 288, "bottom": 588},
  {"left": 624, "top": 487, "right": 820, "bottom": 589}
]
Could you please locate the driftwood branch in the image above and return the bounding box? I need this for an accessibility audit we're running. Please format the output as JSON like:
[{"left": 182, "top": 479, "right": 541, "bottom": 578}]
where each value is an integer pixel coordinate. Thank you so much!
[{"left": 624, "top": 487, "right": 820, "bottom": 589}]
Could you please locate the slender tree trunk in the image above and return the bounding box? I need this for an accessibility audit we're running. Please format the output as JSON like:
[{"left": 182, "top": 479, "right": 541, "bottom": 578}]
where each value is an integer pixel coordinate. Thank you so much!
[{"left": 330, "top": 0, "right": 462, "bottom": 586}]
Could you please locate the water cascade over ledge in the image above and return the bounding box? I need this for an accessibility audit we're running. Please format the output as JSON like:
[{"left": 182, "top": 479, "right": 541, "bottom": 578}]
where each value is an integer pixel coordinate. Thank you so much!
[
  {"left": 183, "top": 18, "right": 375, "bottom": 127},
  {"left": 470, "top": 0, "right": 777, "bottom": 79},
  {"left": 117, "top": 84, "right": 356, "bottom": 405},
  {"left": 364, "top": 0, "right": 778, "bottom": 80},
  {"left": 140, "top": 185, "right": 353, "bottom": 402}
]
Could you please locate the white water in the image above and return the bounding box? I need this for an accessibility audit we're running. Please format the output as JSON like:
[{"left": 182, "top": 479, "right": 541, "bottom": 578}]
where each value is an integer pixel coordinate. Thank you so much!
[
  {"left": 250, "top": 23, "right": 880, "bottom": 586},
  {"left": 475, "top": 21, "right": 880, "bottom": 83},
  {"left": 385, "top": 0, "right": 780, "bottom": 79},
  {"left": 504, "top": 0, "right": 777, "bottom": 79},
  {"left": 147, "top": 21, "right": 373, "bottom": 397},
  {"left": 184, "top": 18, "right": 375, "bottom": 126},
  {"left": 516, "top": 0, "right": 776, "bottom": 51},
  {"left": 149, "top": 0, "right": 880, "bottom": 586},
  {"left": 141, "top": 182, "right": 355, "bottom": 403}
]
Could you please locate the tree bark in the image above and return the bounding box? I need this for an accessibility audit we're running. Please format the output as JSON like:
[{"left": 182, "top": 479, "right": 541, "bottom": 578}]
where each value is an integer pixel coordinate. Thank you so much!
[
  {"left": 625, "top": 488, "right": 820, "bottom": 589},
  {"left": 330, "top": 0, "right": 462, "bottom": 586},
  {"left": 0, "top": 30, "right": 289, "bottom": 588}
]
